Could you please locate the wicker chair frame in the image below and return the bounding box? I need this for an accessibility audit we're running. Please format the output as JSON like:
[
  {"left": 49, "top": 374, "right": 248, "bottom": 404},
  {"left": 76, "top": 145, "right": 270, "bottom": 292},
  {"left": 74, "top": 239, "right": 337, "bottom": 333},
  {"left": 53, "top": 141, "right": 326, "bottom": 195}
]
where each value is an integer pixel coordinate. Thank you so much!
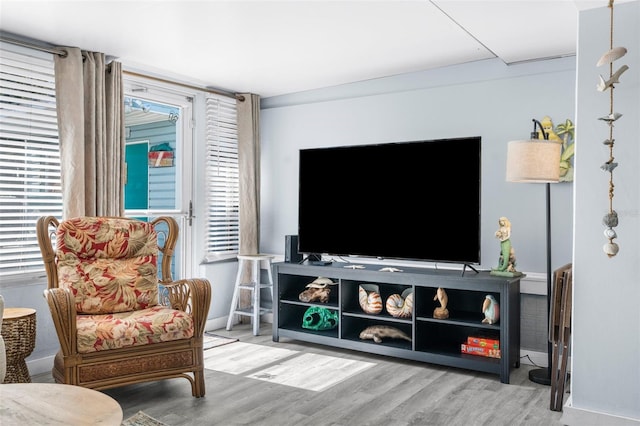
[{"left": 36, "top": 216, "right": 211, "bottom": 397}]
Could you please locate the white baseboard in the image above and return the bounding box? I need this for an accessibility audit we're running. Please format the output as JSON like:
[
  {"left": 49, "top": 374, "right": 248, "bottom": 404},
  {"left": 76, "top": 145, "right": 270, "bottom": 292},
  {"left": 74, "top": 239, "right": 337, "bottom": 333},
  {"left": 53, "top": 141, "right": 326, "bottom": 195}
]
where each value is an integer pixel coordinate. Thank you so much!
[
  {"left": 211, "top": 313, "right": 273, "bottom": 333},
  {"left": 26, "top": 355, "right": 54, "bottom": 377},
  {"left": 205, "top": 316, "right": 230, "bottom": 332},
  {"left": 562, "top": 396, "right": 640, "bottom": 425},
  {"left": 519, "top": 349, "right": 549, "bottom": 367}
]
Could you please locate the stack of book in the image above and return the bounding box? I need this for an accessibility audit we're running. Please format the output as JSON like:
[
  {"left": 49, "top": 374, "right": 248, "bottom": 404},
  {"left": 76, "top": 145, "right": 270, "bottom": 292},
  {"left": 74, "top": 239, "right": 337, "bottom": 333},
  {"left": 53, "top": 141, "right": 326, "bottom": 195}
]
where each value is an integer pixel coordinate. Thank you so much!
[{"left": 460, "top": 336, "right": 501, "bottom": 359}]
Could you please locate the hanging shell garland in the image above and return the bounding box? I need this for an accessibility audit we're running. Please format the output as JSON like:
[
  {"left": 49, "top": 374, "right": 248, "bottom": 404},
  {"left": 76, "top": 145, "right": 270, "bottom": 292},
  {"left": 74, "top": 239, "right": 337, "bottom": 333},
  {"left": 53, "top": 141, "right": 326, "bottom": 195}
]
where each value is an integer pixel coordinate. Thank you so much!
[{"left": 597, "top": 0, "right": 628, "bottom": 258}]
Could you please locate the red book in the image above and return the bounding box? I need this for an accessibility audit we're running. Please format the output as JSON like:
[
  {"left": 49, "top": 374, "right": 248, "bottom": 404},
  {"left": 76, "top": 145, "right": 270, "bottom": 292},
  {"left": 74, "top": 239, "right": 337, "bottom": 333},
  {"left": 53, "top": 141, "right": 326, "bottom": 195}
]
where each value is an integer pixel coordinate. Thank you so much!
[
  {"left": 461, "top": 344, "right": 501, "bottom": 359},
  {"left": 466, "top": 336, "right": 500, "bottom": 349}
]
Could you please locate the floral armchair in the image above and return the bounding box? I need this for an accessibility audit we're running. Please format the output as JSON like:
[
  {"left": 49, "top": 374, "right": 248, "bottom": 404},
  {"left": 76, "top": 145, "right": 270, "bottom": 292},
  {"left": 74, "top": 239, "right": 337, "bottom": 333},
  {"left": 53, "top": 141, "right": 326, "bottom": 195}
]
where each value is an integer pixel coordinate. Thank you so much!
[{"left": 37, "top": 216, "right": 211, "bottom": 397}]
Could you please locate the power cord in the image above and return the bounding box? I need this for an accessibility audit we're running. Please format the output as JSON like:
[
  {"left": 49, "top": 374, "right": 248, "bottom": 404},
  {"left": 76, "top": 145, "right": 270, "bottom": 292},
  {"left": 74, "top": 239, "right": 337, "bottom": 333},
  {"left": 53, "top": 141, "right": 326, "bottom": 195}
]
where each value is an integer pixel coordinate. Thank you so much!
[{"left": 520, "top": 354, "right": 542, "bottom": 368}]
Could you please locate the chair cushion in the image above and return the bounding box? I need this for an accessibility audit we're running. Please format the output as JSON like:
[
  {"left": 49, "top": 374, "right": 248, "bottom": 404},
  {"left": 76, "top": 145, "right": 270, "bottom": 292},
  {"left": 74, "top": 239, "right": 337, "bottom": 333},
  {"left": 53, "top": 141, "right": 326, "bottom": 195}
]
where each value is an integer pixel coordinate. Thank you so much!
[
  {"left": 76, "top": 306, "right": 194, "bottom": 353},
  {"left": 56, "top": 217, "right": 159, "bottom": 314}
]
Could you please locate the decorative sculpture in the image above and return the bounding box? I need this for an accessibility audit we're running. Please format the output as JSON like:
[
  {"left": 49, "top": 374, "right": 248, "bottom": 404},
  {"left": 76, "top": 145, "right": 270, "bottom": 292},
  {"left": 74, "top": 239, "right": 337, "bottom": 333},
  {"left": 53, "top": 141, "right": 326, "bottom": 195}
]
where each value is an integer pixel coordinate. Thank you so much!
[
  {"left": 490, "top": 217, "right": 522, "bottom": 277},
  {"left": 432, "top": 287, "right": 449, "bottom": 319},
  {"left": 537, "top": 115, "right": 575, "bottom": 182},
  {"left": 301, "top": 306, "right": 338, "bottom": 331},
  {"left": 298, "top": 276, "right": 335, "bottom": 303},
  {"left": 597, "top": 0, "right": 628, "bottom": 258},
  {"left": 482, "top": 295, "right": 500, "bottom": 325},
  {"left": 359, "top": 325, "right": 412, "bottom": 344}
]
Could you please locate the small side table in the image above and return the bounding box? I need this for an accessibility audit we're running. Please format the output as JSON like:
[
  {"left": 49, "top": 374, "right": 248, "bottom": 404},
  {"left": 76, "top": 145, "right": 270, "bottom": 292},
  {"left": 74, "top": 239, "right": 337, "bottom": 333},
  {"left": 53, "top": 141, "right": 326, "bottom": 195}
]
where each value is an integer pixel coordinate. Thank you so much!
[
  {"left": 0, "top": 383, "right": 123, "bottom": 425},
  {"left": 2, "top": 307, "right": 36, "bottom": 383}
]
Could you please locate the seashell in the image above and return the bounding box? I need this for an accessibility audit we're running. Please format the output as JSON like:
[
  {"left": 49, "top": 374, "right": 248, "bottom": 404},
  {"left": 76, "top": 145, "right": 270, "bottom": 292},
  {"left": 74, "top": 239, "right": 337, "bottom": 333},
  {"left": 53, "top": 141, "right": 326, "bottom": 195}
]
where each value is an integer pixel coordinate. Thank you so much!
[
  {"left": 359, "top": 284, "right": 383, "bottom": 314},
  {"left": 602, "top": 211, "right": 619, "bottom": 227},
  {"left": 603, "top": 242, "right": 619, "bottom": 257},
  {"left": 597, "top": 46, "right": 627, "bottom": 67},
  {"left": 604, "top": 227, "right": 617, "bottom": 239},
  {"left": 306, "top": 276, "right": 335, "bottom": 288},
  {"left": 385, "top": 289, "right": 414, "bottom": 318}
]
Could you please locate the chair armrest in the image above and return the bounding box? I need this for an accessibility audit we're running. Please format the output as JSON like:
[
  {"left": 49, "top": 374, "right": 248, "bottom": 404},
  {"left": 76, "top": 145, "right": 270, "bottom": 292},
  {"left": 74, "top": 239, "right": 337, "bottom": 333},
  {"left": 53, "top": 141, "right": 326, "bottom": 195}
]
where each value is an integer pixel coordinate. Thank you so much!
[
  {"left": 43, "top": 288, "right": 77, "bottom": 355},
  {"left": 163, "top": 278, "right": 211, "bottom": 336}
]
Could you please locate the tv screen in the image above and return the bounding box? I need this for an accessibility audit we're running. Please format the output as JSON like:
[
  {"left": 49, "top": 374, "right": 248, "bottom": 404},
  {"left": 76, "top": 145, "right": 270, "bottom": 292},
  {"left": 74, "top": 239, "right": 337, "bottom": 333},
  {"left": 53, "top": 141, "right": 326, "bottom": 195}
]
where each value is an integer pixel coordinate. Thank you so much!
[{"left": 298, "top": 137, "right": 481, "bottom": 265}]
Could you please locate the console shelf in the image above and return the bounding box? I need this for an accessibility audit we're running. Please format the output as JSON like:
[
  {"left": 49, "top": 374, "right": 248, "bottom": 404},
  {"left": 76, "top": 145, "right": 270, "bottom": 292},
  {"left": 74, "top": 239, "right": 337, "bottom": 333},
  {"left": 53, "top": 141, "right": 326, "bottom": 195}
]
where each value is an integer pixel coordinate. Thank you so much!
[{"left": 272, "top": 262, "right": 521, "bottom": 383}]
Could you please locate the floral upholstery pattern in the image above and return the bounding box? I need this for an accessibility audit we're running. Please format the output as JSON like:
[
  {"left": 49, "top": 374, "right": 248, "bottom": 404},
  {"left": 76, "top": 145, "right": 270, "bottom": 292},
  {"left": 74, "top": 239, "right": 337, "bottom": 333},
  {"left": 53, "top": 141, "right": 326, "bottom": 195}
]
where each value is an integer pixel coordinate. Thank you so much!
[
  {"left": 76, "top": 305, "right": 194, "bottom": 353},
  {"left": 55, "top": 216, "right": 194, "bottom": 353},
  {"left": 56, "top": 217, "right": 159, "bottom": 314}
]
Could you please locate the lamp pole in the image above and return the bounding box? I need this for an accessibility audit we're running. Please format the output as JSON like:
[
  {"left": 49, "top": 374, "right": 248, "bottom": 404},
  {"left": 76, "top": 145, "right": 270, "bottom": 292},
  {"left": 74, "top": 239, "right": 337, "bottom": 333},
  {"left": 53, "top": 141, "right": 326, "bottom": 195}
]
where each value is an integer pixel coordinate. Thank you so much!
[
  {"left": 528, "top": 181, "right": 552, "bottom": 385},
  {"left": 528, "top": 119, "right": 553, "bottom": 386}
]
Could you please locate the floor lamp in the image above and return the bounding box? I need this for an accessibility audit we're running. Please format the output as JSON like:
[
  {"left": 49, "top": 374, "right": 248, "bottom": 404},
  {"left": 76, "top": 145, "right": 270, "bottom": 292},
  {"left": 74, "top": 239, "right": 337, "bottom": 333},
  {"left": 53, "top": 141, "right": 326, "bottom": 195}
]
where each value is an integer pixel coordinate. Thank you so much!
[{"left": 506, "top": 118, "right": 562, "bottom": 386}]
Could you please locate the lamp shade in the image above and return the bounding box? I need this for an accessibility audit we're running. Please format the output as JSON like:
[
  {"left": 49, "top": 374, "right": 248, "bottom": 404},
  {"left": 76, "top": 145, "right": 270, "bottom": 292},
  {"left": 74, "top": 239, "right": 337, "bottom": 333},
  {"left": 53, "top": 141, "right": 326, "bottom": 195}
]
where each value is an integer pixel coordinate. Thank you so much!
[{"left": 506, "top": 139, "right": 562, "bottom": 183}]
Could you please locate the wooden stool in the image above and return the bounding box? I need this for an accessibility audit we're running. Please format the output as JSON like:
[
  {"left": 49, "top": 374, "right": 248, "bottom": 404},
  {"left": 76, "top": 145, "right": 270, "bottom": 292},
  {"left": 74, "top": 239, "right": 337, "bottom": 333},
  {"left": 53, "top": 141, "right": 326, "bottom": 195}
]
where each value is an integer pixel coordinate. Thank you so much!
[
  {"left": 226, "top": 254, "right": 274, "bottom": 336},
  {"left": 2, "top": 308, "right": 36, "bottom": 383}
]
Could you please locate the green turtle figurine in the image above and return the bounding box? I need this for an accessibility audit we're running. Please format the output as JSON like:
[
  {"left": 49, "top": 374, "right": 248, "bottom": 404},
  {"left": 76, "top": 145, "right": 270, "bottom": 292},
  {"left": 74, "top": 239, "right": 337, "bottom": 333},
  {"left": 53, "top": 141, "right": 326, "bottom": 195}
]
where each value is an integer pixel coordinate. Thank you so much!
[{"left": 302, "top": 306, "right": 338, "bottom": 331}]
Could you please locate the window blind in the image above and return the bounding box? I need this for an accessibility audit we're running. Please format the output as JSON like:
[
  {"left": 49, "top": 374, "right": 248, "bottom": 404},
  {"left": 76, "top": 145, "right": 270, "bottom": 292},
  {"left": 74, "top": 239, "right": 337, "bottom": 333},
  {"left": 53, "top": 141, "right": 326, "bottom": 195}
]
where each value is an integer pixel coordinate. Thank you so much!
[
  {"left": 0, "top": 47, "right": 61, "bottom": 279},
  {"left": 204, "top": 95, "right": 239, "bottom": 260}
]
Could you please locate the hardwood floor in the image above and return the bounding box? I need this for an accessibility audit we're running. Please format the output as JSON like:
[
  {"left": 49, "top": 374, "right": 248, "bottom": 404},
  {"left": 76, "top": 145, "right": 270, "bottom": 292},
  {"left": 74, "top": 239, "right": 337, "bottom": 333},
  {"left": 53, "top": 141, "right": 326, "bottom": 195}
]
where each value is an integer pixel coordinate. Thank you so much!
[{"left": 33, "top": 323, "right": 566, "bottom": 425}]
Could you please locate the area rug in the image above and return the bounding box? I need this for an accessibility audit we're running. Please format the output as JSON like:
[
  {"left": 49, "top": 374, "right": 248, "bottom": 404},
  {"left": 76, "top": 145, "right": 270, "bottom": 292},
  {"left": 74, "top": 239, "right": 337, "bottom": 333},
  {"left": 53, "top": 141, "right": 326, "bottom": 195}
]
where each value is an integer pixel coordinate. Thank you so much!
[
  {"left": 121, "top": 411, "right": 167, "bottom": 426},
  {"left": 203, "top": 332, "right": 238, "bottom": 350},
  {"left": 204, "top": 341, "right": 376, "bottom": 391}
]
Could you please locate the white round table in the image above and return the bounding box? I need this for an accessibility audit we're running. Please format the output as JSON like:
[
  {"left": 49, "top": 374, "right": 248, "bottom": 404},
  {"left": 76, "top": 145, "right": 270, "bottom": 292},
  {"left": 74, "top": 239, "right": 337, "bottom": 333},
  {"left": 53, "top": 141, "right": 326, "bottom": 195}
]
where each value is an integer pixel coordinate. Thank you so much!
[{"left": 0, "top": 383, "right": 123, "bottom": 425}]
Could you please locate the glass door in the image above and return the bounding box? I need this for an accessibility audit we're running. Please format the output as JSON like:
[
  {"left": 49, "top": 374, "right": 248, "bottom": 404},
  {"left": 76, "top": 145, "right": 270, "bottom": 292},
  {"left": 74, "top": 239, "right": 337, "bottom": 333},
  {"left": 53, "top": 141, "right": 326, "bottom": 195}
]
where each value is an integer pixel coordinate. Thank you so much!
[{"left": 123, "top": 82, "right": 194, "bottom": 279}]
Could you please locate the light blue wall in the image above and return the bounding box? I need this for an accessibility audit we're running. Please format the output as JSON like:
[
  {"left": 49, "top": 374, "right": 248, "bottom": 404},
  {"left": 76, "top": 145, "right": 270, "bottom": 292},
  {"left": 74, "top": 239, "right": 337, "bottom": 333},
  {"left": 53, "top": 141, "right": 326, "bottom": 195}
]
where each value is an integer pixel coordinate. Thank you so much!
[
  {"left": 260, "top": 57, "right": 576, "bottom": 276},
  {"left": 568, "top": 1, "right": 640, "bottom": 422}
]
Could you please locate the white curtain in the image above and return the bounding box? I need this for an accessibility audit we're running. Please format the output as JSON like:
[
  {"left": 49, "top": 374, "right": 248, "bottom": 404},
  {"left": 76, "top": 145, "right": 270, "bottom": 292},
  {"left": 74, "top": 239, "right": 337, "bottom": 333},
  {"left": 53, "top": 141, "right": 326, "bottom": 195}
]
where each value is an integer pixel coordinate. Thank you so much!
[
  {"left": 237, "top": 93, "right": 261, "bottom": 256},
  {"left": 236, "top": 93, "right": 261, "bottom": 316},
  {"left": 54, "top": 48, "right": 124, "bottom": 218}
]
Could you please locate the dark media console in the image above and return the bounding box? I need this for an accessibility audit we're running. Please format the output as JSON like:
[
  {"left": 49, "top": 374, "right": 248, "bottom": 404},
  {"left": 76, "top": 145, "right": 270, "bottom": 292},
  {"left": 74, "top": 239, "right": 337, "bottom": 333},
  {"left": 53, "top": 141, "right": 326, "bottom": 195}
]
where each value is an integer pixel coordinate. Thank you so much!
[{"left": 273, "top": 261, "right": 521, "bottom": 383}]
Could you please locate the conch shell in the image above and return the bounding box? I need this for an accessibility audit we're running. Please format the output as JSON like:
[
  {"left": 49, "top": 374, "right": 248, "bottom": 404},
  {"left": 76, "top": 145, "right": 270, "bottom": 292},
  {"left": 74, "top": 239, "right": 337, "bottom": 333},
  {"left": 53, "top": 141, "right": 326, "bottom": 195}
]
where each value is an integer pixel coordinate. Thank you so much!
[
  {"left": 385, "top": 289, "right": 413, "bottom": 318},
  {"left": 359, "top": 284, "right": 383, "bottom": 314}
]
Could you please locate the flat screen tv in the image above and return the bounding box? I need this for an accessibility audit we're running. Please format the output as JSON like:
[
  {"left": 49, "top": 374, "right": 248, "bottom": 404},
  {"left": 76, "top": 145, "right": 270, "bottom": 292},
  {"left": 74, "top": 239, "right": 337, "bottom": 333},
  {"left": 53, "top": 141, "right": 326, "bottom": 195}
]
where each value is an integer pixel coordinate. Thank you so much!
[{"left": 298, "top": 137, "right": 481, "bottom": 265}]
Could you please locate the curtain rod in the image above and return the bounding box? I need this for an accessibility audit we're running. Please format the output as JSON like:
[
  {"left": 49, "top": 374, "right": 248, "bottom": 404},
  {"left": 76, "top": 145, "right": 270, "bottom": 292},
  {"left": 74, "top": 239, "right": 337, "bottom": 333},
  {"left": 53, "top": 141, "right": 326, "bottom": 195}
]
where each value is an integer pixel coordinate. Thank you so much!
[
  {"left": 0, "top": 34, "right": 67, "bottom": 56},
  {"left": 0, "top": 34, "right": 244, "bottom": 101},
  {"left": 123, "top": 70, "right": 244, "bottom": 101}
]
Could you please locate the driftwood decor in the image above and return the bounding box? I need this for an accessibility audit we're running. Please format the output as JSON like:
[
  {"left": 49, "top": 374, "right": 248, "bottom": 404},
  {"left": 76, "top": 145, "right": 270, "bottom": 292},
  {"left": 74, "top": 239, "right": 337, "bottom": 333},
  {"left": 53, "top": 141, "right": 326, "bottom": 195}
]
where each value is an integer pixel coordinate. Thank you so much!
[{"left": 598, "top": 0, "right": 629, "bottom": 258}]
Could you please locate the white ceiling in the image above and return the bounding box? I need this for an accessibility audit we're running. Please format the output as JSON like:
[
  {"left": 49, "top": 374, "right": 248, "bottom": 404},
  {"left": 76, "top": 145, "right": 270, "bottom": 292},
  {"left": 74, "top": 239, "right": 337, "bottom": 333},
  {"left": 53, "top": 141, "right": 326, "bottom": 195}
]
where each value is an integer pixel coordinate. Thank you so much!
[{"left": 0, "top": 0, "right": 629, "bottom": 98}]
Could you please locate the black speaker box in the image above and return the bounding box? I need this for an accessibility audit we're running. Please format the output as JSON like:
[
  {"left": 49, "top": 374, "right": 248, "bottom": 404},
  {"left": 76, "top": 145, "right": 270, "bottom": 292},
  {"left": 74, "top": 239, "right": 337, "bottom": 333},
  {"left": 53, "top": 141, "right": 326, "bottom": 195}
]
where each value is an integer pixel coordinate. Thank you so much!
[{"left": 285, "top": 235, "right": 303, "bottom": 263}]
